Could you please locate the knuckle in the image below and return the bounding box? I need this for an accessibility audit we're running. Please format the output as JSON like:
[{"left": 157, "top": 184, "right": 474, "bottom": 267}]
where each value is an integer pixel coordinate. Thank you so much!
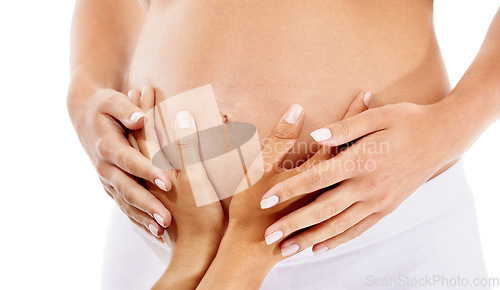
[
  {"left": 315, "top": 203, "right": 336, "bottom": 222},
  {"left": 283, "top": 220, "right": 298, "bottom": 234},
  {"left": 99, "top": 93, "right": 116, "bottom": 111},
  {"left": 120, "top": 154, "right": 134, "bottom": 173},
  {"left": 352, "top": 225, "right": 365, "bottom": 238},
  {"left": 177, "top": 135, "right": 198, "bottom": 150},
  {"left": 95, "top": 161, "right": 110, "bottom": 178},
  {"left": 279, "top": 183, "right": 293, "bottom": 200},
  {"left": 273, "top": 127, "right": 294, "bottom": 140},
  {"left": 336, "top": 120, "right": 350, "bottom": 138},
  {"left": 120, "top": 188, "right": 136, "bottom": 206},
  {"left": 332, "top": 220, "right": 348, "bottom": 234},
  {"left": 308, "top": 174, "right": 328, "bottom": 190},
  {"left": 117, "top": 102, "right": 129, "bottom": 120},
  {"left": 95, "top": 138, "right": 111, "bottom": 159}
]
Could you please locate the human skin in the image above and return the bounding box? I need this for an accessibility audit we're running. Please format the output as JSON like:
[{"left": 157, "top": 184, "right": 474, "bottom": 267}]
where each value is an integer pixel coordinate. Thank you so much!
[
  {"left": 67, "top": 0, "right": 173, "bottom": 240},
  {"left": 259, "top": 8, "right": 500, "bottom": 256},
  {"left": 128, "top": 86, "right": 225, "bottom": 289},
  {"left": 68, "top": 0, "right": 500, "bottom": 284},
  {"left": 123, "top": 0, "right": 454, "bottom": 215},
  {"left": 195, "top": 91, "right": 370, "bottom": 289},
  {"left": 68, "top": 0, "right": 457, "bottom": 239},
  {"left": 127, "top": 85, "right": 342, "bottom": 288},
  {"left": 123, "top": 0, "right": 500, "bottom": 259}
]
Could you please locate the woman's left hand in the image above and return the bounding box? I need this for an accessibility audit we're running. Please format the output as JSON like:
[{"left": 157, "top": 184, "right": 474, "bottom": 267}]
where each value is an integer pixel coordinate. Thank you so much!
[{"left": 261, "top": 95, "right": 464, "bottom": 256}]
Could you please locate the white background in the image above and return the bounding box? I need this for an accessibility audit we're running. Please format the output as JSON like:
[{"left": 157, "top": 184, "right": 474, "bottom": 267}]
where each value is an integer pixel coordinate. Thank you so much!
[{"left": 0, "top": 0, "right": 498, "bottom": 289}]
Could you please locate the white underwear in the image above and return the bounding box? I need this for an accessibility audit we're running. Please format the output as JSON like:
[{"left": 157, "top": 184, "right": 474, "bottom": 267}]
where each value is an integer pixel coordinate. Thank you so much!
[{"left": 101, "top": 158, "right": 490, "bottom": 289}]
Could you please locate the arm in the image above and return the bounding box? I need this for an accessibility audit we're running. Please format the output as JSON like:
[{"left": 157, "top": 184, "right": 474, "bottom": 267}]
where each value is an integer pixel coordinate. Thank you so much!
[
  {"left": 67, "top": 0, "right": 172, "bottom": 240},
  {"left": 197, "top": 93, "right": 370, "bottom": 289},
  {"left": 440, "top": 7, "right": 500, "bottom": 149},
  {"left": 128, "top": 87, "right": 225, "bottom": 289}
]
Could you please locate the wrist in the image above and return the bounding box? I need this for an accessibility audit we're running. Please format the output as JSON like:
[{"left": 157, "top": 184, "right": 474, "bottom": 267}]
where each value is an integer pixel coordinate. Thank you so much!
[
  {"left": 197, "top": 227, "right": 280, "bottom": 289},
  {"left": 154, "top": 233, "right": 222, "bottom": 289},
  {"left": 433, "top": 90, "right": 491, "bottom": 158}
]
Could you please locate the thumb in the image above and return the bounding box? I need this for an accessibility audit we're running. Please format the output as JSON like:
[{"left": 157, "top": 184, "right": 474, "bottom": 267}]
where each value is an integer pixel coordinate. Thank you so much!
[{"left": 174, "top": 111, "right": 219, "bottom": 206}]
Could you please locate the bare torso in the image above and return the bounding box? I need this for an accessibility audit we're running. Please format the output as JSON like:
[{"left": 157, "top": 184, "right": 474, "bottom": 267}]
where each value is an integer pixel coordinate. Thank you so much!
[{"left": 125, "top": 0, "right": 453, "bottom": 208}]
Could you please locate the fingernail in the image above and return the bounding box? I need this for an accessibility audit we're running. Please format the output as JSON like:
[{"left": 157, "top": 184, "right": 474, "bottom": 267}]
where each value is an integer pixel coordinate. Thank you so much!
[
  {"left": 130, "top": 112, "right": 146, "bottom": 123},
  {"left": 310, "top": 128, "right": 332, "bottom": 142},
  {"left": 281, "top": 243, "right": 299, "bottom": 257},
  {"left": 284, "top": 104, "right": 303, "bottom": 124},
  {"left": 153, "top": 213, "right": 165, "bottom": 227},
  {"left": 155, "top": 179, "right": 167, "bottom": 191},
  {"left": 148, "top": 224, "right": 159, "bottom": 237},
  {"left": 363, "top": 91, "right": 372, "bottom": 107},
  {"left": 260, "top": 195, "right": 279, "bottom": 209},
  {"left": 313, "top": 245, "right": 328, "bottom": 255},
  {"left": 265, "top": 230, "right": 284, "bottom": 245},
  {"left": 128, "top": 90, "right": 133, "bottom": 99},
  {"left": 175, "top": 111, "right": 192, "bottom": 129}
]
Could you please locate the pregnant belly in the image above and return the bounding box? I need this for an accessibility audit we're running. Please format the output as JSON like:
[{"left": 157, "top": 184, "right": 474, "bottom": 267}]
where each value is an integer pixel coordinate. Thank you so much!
[{"left": 124, "top": 0, "right": 451, "bottom": 204}]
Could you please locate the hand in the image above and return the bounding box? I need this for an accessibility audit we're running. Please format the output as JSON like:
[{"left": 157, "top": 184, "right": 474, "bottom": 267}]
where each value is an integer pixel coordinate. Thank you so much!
[
  {"left": 128, "top": 86, "right": 225, "bottom": 289},
  {"left": 260, "top": 93, "right": 460, "bottom": 255},
  {"left": 197, "top": 98, "right": 370, "bottom": 289},
  {"left": 67, "top": 84, "right": 172, "bottom": 241}
]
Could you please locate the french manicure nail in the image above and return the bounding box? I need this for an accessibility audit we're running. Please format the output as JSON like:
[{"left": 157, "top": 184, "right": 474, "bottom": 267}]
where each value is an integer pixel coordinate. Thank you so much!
[
  {"left": 155, "top": 179, "right": 167, "bottom": 191},
  {"left": 153, "top": 213, "right": 164, "bottom": 228},
  {"left": 130, "top": 112, "right": 146, "bottom": 123},
  {"left": 175, "top": 111, "right": 192, "bottom": 129},
  {"left": 313, "top": 245, "right": 328, "bottom": 255},
  {"left": 284, "top": 104, "right": 303, "bottom": 124},
  {"left": 363, "top": 91, "right": 372, "bottom": 107},
  {"left": 148, "top": 224, "right": 159, "bottom": 237},
  {"left": 281, "top": 243, "right": 300, "bottom": 257},
  {"left": 128, "top": 90, "right": 133, "bottom": 99},
  {"left": 260, "top": 195, "right": 279, "bottom": 209},
  {"left": 310, "top": 128, "right": 332, "bottom": 142},
  {"left": 265, "top": 230, "right": 284, "bottom": 245}
]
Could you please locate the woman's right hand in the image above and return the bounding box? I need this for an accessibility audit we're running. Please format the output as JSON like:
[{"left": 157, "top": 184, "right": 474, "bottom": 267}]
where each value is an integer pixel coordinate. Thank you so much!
[{"left": 67, "top": 84, "right": 173, "bottom": 240}]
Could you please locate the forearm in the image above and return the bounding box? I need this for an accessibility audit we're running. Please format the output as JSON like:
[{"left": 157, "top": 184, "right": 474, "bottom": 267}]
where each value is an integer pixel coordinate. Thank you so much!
[
  {"left": 153, "top": 237, "right": 221, "bottom": 290},
  {"left": 441, "top": 8, "right": 500, "bottom": 146},
  {"left": 197, "top": 225, "right": 282, "bottom": 289},
  {"left": 69, "top": 0, "right": 145, "bottom": 93}
]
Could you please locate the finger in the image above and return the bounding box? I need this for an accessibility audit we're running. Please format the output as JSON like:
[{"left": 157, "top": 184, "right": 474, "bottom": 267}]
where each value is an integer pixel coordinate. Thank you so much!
[
  {"left": 262, "top": 104, "right": 304, "bottom": 171},
  {"left": 105, "top": 185, "right": 166, "bottom": 243},
  {"left": 175, "top": 111, "right": 219, "bottom": 206},
  {"left": 309, "top": 106, "right": 386, "bottom": 148},
  {"left": 131, "top": 86, "right": 173, "bottom": 171},
  {"left": 97, "top": 137, "right": 172, "bottom": 191},
  {"left": 343, "top": 91, "right": 371, "bottom": 119},
  {"left": 279, "top": 202, "right": 370, "bottom": 257},
  {"left": 297, "top": 146, "right": 332, "bottom": 170},
  {"left": 140, "top": 85, "right": 155, "bottom": 112},
  {"left": 298, "top": 91, "right": 370, "bottom": 170},
  {"left": 154, "top": 95, "right": 176, "bottom": 170},
  {"left": 263, "top": 183, "right": 357, "bottom": 245},
  {"left": 107, "top": 166, "right": 172, "bottom": 228},
  {"left": 312, "top": 213, "right": 383, "bottom": 255},
  {"left": 100, "top": 91, "right": 146, "bottom": 130},
  {"left": 128, "top": 89, "right": 141, "bottom": 107},
  {"left": 260, "top": 150, "right": 357, "bottom": 209}
]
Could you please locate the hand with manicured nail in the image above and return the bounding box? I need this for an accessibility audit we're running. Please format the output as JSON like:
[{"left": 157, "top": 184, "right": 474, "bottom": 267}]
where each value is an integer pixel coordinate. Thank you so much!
[
  {"left": 260, "top": 91, "right": 464, "bottom": 257},
  {"left": 128, "top": 86, "right": 225, "bottom": 290},
  {"left": 198, "top": 102, "right": 338, "bottom": 289},
  {"left": 67, "top": 85, "right": 173, "bottom": 243}
]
